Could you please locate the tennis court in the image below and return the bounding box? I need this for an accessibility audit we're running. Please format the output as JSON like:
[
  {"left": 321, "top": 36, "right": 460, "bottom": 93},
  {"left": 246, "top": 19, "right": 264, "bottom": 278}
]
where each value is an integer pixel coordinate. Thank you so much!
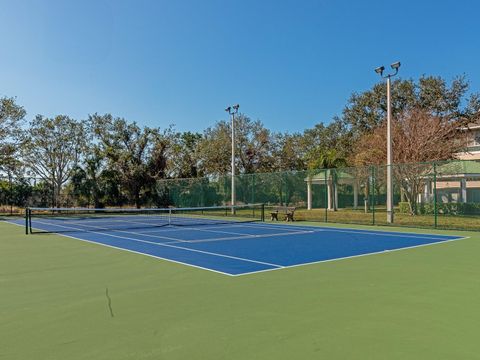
[{"left": 11, "top": 205, "right": 465, "bottom": 276}]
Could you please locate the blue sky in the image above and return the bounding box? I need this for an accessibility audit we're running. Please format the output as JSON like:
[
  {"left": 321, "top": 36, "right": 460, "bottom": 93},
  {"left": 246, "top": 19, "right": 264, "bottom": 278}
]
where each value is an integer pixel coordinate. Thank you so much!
[{"left": 1, "top": 0, "right": 478, "bottom": 133}]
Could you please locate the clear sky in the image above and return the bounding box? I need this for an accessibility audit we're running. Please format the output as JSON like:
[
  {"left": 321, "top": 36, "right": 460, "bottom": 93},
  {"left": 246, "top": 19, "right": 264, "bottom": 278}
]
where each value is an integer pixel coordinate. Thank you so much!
[{"left": 1, "top": 0, "right": 479, "bottom": 133}]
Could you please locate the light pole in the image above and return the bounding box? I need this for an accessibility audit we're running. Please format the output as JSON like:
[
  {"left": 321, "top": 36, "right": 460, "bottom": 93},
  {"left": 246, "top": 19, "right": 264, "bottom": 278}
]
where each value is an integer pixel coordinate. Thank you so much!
[
  {"left": 225, "top": 104, "right": 239, "bottom": 213},
  {"left": 375, "top": 61, "right": 400, "bottom": 224}
]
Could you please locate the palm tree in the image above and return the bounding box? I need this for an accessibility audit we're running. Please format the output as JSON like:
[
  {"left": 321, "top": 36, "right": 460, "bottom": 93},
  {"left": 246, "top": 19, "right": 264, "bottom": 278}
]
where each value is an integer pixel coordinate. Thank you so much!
[
  {"left": 307, "top": 149, "right": 347, "bottom": 211},
  {"left": 310, "top": 149, "right": 347, "bottom": 170}
]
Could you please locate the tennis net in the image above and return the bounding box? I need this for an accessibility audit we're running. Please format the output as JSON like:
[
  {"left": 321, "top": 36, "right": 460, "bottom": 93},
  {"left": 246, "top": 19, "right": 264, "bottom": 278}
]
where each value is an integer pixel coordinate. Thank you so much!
[{"left": 25, "top": 204, "right": 265, "bottom": 234}]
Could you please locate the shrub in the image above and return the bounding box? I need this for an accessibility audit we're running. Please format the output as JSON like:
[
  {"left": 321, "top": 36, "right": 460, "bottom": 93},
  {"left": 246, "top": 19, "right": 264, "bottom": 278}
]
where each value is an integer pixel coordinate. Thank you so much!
[
  {"left": 398, "top": 201, "right": 480, "bottom": 215},
  {"left": 399, "top": 202, "right": 410, "bottom": 214}
]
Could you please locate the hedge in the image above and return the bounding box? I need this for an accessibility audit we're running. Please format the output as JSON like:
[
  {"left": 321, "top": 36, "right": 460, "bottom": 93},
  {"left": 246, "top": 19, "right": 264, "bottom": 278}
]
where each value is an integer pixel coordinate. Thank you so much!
[{"left": 398, "top": 201, "right": 480, "bottom": 215}]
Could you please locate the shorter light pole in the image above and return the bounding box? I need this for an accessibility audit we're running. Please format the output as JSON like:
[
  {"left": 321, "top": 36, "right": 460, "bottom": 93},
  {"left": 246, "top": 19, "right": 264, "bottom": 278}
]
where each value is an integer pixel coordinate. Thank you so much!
[
  {"left": 225, "top": 104, "right": 239, "bottom": 214},
  {"left": 375, "top": 61, "right": 401, "bottom": 224}
]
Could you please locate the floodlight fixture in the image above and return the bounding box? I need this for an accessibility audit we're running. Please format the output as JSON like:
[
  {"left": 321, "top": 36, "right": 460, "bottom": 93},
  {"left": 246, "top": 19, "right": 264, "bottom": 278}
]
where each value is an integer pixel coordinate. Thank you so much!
[
  {"left": 225, "top": 104, "right": 239, "bottom": 115},
  {"left": 375, "top": 66, "right": 385, "bottom": 75},
  {"left": 390, "top": 61, "right": 401, "bottom": 70}
]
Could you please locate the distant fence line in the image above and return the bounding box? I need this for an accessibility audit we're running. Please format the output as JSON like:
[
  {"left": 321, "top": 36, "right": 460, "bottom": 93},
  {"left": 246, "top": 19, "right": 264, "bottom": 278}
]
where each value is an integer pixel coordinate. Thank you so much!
[{"left": 2, "top": 159, "right": 480, "bottom": 231}]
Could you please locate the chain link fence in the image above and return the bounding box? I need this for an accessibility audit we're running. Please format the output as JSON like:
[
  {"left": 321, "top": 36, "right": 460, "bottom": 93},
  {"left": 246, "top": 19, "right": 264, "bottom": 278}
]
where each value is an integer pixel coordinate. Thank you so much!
[
  {"left": 0, "top": 176, "right": 50, "bottom": 216},
  {"left": 154, "top": 160, "right": 480, "bottom": 231},
  {"left": 2, "top": 160, "right": 480, "bottom": 231}
]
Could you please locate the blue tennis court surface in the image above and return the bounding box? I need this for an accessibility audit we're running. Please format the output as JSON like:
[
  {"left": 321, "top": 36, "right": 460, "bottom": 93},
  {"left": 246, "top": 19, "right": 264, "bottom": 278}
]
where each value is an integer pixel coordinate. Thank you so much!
[{"left": 10, "top": 217, "right": 464, "bottom": 276}]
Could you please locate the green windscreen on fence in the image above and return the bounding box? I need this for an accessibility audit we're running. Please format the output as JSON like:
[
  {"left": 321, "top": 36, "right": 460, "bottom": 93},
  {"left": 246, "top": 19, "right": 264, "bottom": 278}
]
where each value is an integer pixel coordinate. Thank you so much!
[{"left": 2, "top": 160, "right": 480, "bottom": 231}]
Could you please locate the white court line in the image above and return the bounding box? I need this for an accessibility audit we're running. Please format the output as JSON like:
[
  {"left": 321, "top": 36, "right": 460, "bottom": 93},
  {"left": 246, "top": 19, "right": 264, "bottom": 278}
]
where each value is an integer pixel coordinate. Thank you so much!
[
  {"left": 39, "top": 217, "right": 313, "bottom": 244},
  {"left": 40, "top": 217, "right": 169, "bottom": 229},
  {"left": 134, "top": 221, "right": 317, "bottom": 237},
  {"left": 36, "top": 219, "right": 188, "bottom": 243},
  {"left": 249, "top": 222, "right": 468, "bottom": 239},
  {"left": 54, "top": 214, "right": 249, "bottom": 227},
  {"left": 27, "top": 214, "right": 466, "bottom": 239},
  {"left": 70, "top": 220, "right": 457, "bottom": 241},
  {"left": 137, "top": 224, "right": 314, "bottom": 241},
  {"left": 300, "top": 228, "right": 460, "bottom": 241},
  {"left": 56, "top": 218, "right": 275, "bottom": 244},
  {"left": 9, "top": 221, "right": 234, "bottom": 277},
  {"left": 137, "top": 225, "right": 254, "bottom": 237},
  {"left": 31, "top": 218, "right": 193, "bottom": 243},
  {"left": 13, "top": 216, "right": 470, "bottom": 244},
  {"left": 231, "top": 235, "right": 470, "bottom": 276},
  {"left": 227, "top": 222, "right": 461, "bottom": 241},
  {"left": 41, "top": 215, "right": 323, "bottom": 240},
  {"left": 146, "top": 222, "right": 299, "bottom": 234},
  {"left": 45, "top": 221, "right": 313, "bottom": 249},
  {"left": 7, "top": 219, "right": 469, "bottom": 277},
  {"left": 166, "top": 222, "right": 317, "bottom": 236},
  {"left": 190, "top": 222, "right": 309, "bottom": 232},
  {"left": 31, "top": 219, "right": 284, "bottom": 269},
  {"left": 165, "top": 230, "right": 315, "bottom": 244},
  {"left": 55, "top": 217, "right": 262, "bottom": 237},
  {"left": 36, "top": 218, "right": 265, "bottom": 243}
]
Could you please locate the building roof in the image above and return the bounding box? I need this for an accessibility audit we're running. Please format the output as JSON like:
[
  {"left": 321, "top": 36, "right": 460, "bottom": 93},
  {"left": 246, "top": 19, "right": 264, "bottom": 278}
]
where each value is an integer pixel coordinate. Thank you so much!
[
  {"left": 435, "top": 160, "right": 480, "bottom": 175},
  {"left": 305, "top": 170, "right": 356, "bottom": 183}
]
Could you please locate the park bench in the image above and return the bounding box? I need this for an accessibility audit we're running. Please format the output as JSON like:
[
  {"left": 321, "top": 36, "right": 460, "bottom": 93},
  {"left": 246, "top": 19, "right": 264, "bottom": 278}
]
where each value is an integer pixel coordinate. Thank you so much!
[{"left": 270, "top": 206, "right": 296, "bottom": 222}]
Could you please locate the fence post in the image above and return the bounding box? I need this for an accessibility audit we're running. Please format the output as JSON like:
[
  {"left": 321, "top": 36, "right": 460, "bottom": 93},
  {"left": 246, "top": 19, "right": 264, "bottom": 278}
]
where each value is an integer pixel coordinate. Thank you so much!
[
  {"left": 371, "top": 166, "right": 375, "bottom": 225},
  {"left": 252, "top": 174, "right": 255, "bottom": 205},
  {"left": 8, "top": 173, "right": 13, "bottom": 215},
  {"left": 433, "top": 162, "right": 437, "bottom": 229},
  {"left": 324, "top": 169, "right": 328, "bottom": 223},
  {"left": 224, "top": 175, "right": 228, "bottom": 206},
  {"left": 332, "top": 169, "right": 337, "bottom": 211},
  {"left": 25, "top": 208, "right": 29, "bottom": 235}
]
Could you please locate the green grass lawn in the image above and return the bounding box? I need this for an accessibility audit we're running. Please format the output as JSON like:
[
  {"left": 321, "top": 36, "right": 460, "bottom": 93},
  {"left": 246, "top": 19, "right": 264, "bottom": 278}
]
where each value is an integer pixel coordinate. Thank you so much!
[
  {"left": 294, "top": 207, "right": 480, "bottom": 231},
  {"left": 1, "top": 220, "right": 480, "bottom": 359}
]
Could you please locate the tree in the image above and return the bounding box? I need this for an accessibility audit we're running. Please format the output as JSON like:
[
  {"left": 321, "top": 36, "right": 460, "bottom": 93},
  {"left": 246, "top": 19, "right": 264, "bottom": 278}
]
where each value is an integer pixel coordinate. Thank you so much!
[
  {"left": 196, "top": 121, "right": 231, "bottom": 176},
  {"left": 144, "top": 128, "right": 174, "bottom": 205},
  {"left": 301, "top": 117, "right": 351, "bottom": 169},
  {"left": 270, "top": 133, "right": 306, "bottom": 171},
  {"left": 168, "top": 131, "right": 202, "bottom": 178},
  {"left": 343, "top": 75, "right": 480, "bottom": 135},
  {"left": 197, "top": 114, "right": 275, "bottom": 176},
  {"left": 352, "top": 108, "right": 473, "bottom": 214},
  {"left": 307, "top": 149, "right": 347, "bottom": 170},
  {"left": 69, "top": 147, "right": 105, "bottom": 207},
  {"left": 352, "top": 108, "right": 471, "bottom": 166},
  {"left": 0, "top": 176, "right": 32, "bottom": 213},
  {"left": 235, "top": 115, "right": 274, "bottom": 174},
  {"left": 89, "top": 114, "right": 171, "bottom": 208},
  {"left": 0, "top": 97, "right": 26, "bottom": 174},
  {"left": 23, "top": 115, "right": 86, "bottom": 207},
  {"left": 339, "top": 75, "right": 480, "bottom": 215}
]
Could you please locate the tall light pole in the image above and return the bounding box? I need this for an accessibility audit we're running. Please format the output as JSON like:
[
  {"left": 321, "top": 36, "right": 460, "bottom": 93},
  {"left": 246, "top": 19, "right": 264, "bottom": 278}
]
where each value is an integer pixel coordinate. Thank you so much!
[
  {"left": 225, "top": 104, "right": 239, "bottom": 213},
  {"left": 375, "top": 61, "right": 400, "bottom": 224}
]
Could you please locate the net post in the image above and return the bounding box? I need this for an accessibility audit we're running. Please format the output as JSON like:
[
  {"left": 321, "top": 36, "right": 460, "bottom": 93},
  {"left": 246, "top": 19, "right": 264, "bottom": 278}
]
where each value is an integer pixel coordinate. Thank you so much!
[{"left": 168, "top": 208, "right": 172, "bottom": 226}]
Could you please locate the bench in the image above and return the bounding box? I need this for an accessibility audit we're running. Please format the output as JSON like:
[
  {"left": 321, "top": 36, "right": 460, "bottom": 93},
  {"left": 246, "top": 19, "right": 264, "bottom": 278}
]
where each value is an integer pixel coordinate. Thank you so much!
[{"left": 270, "top": 206, "right": 296, "bottom": 222}]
